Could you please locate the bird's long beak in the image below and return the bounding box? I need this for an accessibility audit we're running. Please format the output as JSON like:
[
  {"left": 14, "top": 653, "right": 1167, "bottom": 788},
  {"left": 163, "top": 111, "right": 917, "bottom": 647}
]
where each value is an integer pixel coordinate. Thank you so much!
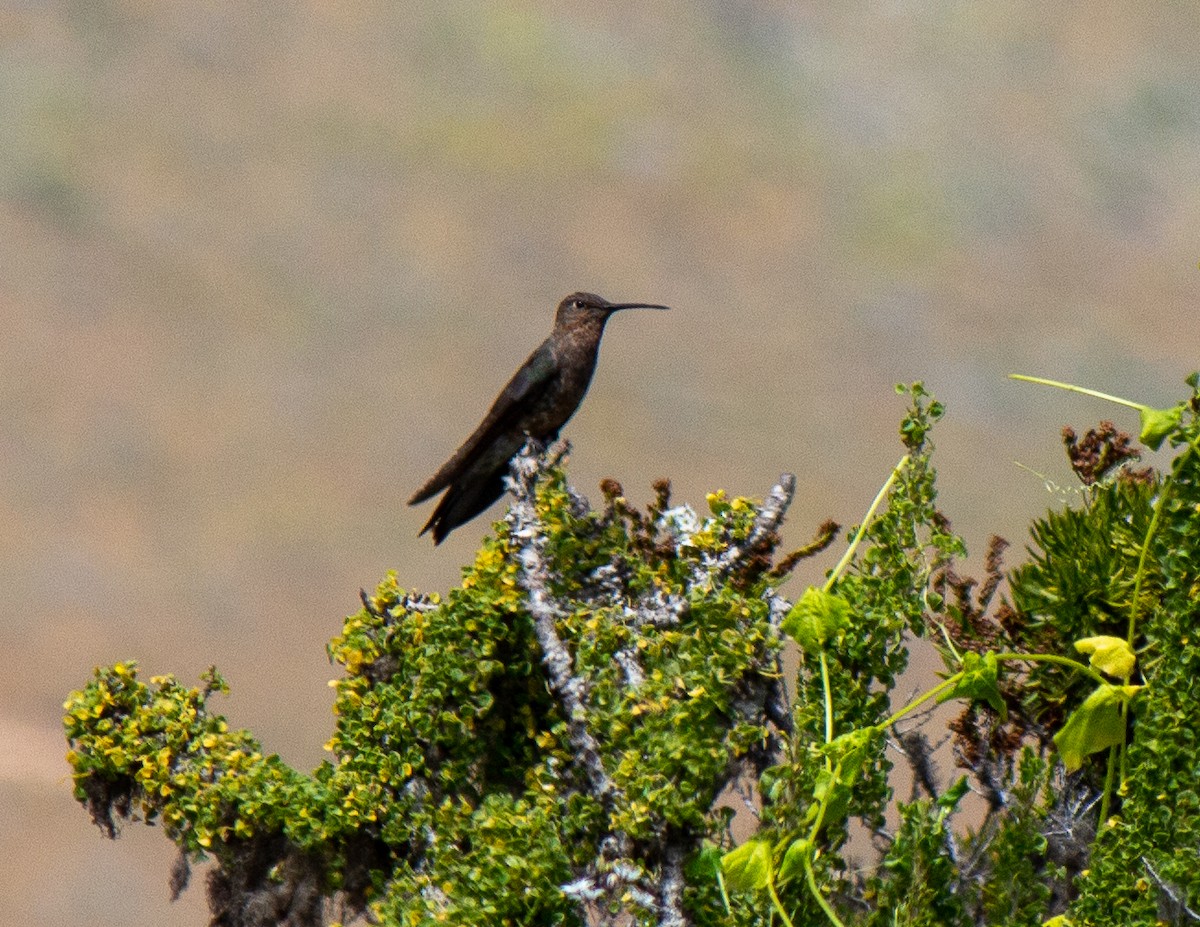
[{"left": 608, "top": 302, "right": 670, "bottom": 312}]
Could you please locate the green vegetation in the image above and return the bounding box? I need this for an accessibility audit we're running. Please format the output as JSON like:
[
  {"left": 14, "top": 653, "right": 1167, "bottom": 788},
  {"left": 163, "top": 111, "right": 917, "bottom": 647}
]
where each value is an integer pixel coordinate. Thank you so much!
[{"left": 64, "top": 376, "right": 1200, "bottom": 926}]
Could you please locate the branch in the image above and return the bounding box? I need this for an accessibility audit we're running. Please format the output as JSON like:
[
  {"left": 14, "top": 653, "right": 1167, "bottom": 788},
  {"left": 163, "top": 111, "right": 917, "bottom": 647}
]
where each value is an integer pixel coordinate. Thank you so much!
[
  {"left": 1142, "top": 858, "right": 1200, "bottom": 923},
  {"left": 764, "top": 593, "right": 794, "bottom": 736},
  {"left": 657, "top": 842, "right": 687, "bottom": 927},
  {"left": 712, "top": 473, "right": 797, "bottom": 576},
  {"left": 505, "top": 439, "right": 617, "bottom": 808},
  {"left": 505, "top": 448, "right": 796, "bottom": 927}
]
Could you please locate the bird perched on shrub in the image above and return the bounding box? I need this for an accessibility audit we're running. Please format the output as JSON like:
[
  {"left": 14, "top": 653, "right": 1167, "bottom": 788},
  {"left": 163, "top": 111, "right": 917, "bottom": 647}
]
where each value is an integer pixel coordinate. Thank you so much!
[{"left": 410, "top": 291, "right": 668, "bottom": 543}]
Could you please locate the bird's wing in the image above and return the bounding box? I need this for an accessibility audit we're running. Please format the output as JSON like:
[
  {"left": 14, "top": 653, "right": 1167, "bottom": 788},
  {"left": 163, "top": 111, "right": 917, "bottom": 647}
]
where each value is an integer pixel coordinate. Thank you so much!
[{"left": 408, "top": 341, "right": 558, "bottom": 505}]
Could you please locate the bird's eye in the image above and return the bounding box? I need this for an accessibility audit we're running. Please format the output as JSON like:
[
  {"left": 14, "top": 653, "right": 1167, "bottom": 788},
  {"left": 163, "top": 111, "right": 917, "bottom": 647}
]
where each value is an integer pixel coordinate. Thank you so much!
[{"left": 572, "top": 299, "right": 585, "bottom": 310}]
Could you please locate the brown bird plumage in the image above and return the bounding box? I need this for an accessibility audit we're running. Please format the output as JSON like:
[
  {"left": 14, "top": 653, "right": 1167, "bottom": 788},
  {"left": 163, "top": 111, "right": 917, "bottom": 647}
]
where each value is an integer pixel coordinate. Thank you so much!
[{"left": 409, "top": 292, "right": 668, "bottom": 543}]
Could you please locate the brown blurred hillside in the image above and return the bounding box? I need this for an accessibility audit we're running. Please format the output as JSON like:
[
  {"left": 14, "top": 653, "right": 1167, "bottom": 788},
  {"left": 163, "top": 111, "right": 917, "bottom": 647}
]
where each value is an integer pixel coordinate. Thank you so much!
[{"left": 2, "top": 3, "right": 1198, "bottom": 924}]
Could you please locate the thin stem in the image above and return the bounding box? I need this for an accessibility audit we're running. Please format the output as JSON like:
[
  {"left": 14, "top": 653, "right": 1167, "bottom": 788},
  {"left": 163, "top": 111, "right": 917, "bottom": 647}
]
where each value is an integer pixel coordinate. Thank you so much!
[
  {"left": 1098, "top": 735, "right": 1118, "bottom": 828},
  {"left": 875, "top": 651, "right": 1109, "bottom": 738},
  {"left": 765, "top": 869, "right": 799, "bottom": 927},
  {"left": 1117, "top": 699, "right": 1129, "bottom": 802},
  {"left": 714, "top": 863, "right": 733, "bottom": 918},
  {"left": 802, "top": 856, "right": 847, "bottom": 927},
  {"left": 875, "top": 676, "right": 960, "bottom": 732},
  {"left": 795, "top": 765, "right": 845, "bottom": 927},
  {"left": 994, "top": 652, "right": 1110, "bottom": 688},
  {"left": 797, "top": 764, "right": 846, "bottom": 927},
  {"left": 1008, "top": 374, "right": 1144, "bottom": 411},
  {"left": 820, "top": 650, "right": 835, "bottom": 750},
  {"left": 825, "top": 455, "right": 911, "bottom": 591},
  {"left": 795, "top": 454, "right": 907, "bottom": 927},
  {"left": 1128, "top": 479, "right": 1171, "bottom": 644}
]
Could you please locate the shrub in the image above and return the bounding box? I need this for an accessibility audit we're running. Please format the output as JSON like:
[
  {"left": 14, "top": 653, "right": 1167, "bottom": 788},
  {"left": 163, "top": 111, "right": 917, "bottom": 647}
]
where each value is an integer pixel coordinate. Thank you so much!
[{"left": 64, "top": 376, "right": 1200, "bottom": 926}]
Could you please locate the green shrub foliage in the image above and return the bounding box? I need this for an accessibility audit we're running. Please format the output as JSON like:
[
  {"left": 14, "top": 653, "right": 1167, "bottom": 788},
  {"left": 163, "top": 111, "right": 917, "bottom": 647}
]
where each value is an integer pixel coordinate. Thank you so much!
[{"left": 64, "top": 376, "right": 1200, "bottom": 926}]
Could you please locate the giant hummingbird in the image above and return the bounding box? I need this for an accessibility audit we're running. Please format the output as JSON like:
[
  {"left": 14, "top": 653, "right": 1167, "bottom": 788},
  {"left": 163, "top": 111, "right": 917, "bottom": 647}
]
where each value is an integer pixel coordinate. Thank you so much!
[{"left": 409, "top": 291, "right": 669, "bottom": 543}]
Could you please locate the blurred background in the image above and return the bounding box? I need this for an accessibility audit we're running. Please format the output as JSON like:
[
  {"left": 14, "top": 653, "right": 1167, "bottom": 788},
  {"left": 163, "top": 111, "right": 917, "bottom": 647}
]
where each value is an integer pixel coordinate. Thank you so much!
[{"left": 2, "top": 2, "right": 1198, "bottom": 923}]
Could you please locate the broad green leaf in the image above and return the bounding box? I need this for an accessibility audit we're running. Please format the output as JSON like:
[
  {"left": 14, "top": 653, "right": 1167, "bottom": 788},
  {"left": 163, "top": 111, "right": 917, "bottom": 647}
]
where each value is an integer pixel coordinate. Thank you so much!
[
  {"left": 806, "top": 771, "right": 852, "bottom": 831},
  {"left": 778, "top": 838, "right": 813, "bottom": 884},
  {"left": 721, "top": 838, "right": 772, "bottom": 892},
  {"left": 1138, "top": 404, "right": 1182, "bottom": 450},
  {"left": 782, "top": 587, "right": 852, "bottom": 653},
  {"left": 826, "top": 728, "right": 873, "bottom": 782},
  {"left": 804, "top": 729, "right": 876, "bottom": 831},
  {"left": 1074, "top": 636, "right": 1136, "bottom": 679},
  {"left": 1053, "top": 684, "right": 1141, "bottom": 771},
  {"left": 937, "top": 651, "right": 1006, "bottom": 719}
]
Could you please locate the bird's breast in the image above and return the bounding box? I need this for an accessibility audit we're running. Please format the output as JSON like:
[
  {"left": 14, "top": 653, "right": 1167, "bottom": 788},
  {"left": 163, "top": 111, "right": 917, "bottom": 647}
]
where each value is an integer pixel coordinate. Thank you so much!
[{"left": 523, "top": 347, "right": 598, "bottom": 437}]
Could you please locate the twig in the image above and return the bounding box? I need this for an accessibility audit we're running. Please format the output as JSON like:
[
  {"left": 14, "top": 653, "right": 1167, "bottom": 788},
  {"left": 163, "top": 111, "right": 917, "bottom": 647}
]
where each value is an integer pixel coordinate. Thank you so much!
[
  {"left": 713, "top": 473, "right": 797, "bottom": 575},
  {"left": 1143, "top": 857, "right": 1200, "bottom": 923}
]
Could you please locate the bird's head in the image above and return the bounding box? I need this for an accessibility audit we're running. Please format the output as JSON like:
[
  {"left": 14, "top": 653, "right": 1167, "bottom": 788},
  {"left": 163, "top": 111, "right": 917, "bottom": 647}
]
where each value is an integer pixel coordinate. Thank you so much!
[{"left": 555, "top": 292, "right": 670, "bottom": 329}]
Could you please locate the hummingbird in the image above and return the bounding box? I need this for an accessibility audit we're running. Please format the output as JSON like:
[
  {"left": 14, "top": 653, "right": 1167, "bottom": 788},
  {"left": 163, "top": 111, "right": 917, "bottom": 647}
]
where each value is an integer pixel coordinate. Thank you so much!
[{"left": 409, "top": 292, "right": 669, "bottom": 543}]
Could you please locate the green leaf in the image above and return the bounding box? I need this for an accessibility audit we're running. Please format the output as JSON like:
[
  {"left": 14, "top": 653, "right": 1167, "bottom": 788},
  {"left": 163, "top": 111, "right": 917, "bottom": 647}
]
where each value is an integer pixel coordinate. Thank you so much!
[
  {"left": 1053, "top": 684, "right": 1141, "bottom": 771},
  {"left": 782, "top": 587, "right": 852, "bottom": 653},
  {"left": 777, "top": 838, "right": 813, "bottom": 884},
  {"left": 937, "top": 651, "right": 1007, "bottom": 720},
  {"left": 759, "top": 765, "right": 786, "bottom": 804},
  {"left": 688, "top": 844, "right": 724, "bottom": 881},
  {"left": 1074, "top": 636, "right": 1136, "bottom": 679},
  {"left": 807, "top": 766, "right": 853, "bottom": 831},
  {"left": 1138, "top": 403, "right": 1182, "bottom": 450},
  {"left": 706, "top": 490, "right": 731, "bottom": 515},
  {"left": 721, "top": 839, "right": 772, "bottom": 892},
  {"left": 937, "top": 776, "right": 970, "bottom": 810},
  {"left": 827, "top": 728, "right": 873, "bottom": 782},
  {"left": 807, "top": 731, "right": 874, "bottom": 831}
]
